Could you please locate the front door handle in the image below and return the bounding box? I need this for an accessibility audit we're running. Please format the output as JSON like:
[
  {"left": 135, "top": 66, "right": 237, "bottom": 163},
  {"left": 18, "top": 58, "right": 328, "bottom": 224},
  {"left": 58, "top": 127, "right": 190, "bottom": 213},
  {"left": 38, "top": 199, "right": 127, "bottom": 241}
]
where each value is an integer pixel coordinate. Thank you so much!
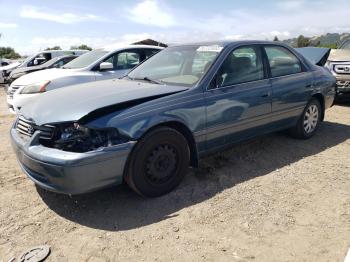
[
  {"left": 306, "top": 83, "right": 313, "bottom": 88},
  {"left": 261, "top": 92, "right": 271, "bottom": 98}
]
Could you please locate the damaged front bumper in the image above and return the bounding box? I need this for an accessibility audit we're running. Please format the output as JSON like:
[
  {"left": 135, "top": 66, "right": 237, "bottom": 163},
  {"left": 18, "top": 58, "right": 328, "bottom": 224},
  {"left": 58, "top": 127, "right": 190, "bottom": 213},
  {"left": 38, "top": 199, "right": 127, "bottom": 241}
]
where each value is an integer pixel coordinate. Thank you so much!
[{"left": 10, "top": 126, "right": 136, "bottom": 195}]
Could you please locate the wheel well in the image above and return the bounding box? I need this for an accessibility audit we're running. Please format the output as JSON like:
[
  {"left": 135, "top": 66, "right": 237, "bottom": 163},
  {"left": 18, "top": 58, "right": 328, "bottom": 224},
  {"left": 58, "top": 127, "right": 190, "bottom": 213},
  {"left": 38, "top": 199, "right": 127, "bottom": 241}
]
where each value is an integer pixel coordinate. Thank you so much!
[
  {"left": 312, "top": 93, "right": 325, "bottom": 121},
  {"left": 147, "top": 121, "right": 199, "bottom": 167}
]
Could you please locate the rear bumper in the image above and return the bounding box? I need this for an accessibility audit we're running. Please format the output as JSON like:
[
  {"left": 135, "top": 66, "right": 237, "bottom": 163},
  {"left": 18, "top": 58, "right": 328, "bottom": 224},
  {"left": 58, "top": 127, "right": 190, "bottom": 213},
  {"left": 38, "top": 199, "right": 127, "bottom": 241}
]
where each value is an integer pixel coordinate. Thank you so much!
[{"left": 10, "top": 126, "right": 136, "bottom": 195}]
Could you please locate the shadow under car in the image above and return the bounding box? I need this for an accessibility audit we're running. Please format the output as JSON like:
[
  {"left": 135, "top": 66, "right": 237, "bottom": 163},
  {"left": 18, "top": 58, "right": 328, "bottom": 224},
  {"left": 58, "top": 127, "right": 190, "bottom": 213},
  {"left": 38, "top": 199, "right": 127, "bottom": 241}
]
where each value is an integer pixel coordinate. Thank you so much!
[{"left": 37, "top": 120, "right": 350, "bottom": 231}]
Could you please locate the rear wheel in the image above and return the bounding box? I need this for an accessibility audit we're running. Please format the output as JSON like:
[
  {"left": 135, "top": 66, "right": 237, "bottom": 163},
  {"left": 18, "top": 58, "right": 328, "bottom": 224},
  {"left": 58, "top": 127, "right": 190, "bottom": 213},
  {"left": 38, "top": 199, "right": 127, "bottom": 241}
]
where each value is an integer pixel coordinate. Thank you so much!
[
  {"left": 289, "top": 98, "right": 322, "bottom": 139},
  {"left": 125, "top": 127, "right": 190, "bottom": 197}
]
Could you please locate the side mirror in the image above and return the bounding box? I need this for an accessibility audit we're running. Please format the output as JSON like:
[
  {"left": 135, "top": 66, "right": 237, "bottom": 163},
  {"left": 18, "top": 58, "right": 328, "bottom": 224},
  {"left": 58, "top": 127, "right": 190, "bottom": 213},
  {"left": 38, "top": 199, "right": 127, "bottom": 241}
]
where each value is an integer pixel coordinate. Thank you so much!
[
  {"left": 33, "top": 58, "right": 46, "bottom": 66},
  {"left": 99, "top": 62, "right": 113, "bottom": 71}
]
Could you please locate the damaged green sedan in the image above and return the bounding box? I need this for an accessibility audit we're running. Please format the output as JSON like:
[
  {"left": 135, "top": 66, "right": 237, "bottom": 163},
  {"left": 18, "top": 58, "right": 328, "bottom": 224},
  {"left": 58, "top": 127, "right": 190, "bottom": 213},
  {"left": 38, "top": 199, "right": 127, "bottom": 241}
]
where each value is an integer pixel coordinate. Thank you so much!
[{"left": 11, "top": 41, "right": 336, "bottom": 197}]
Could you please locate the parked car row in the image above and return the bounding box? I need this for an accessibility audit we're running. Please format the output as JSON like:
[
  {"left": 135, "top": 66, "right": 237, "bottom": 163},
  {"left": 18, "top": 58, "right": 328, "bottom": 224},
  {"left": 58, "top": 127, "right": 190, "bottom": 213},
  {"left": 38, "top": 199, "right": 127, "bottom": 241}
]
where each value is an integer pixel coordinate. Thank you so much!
[
  {"left": 9, "top": 40, "right": 336, "bottom": 197},
  {"left": 0, "top": 50, "right": 87, "bottom": 86},
  {"left": 6, "top": 45, "right": 162, "bottom": 113},
  {"left": 9, "top": 54, "right": 79, "bottom": 83},
  {"left": 0, "top": 61, "right": 22, "bottom": 86}
]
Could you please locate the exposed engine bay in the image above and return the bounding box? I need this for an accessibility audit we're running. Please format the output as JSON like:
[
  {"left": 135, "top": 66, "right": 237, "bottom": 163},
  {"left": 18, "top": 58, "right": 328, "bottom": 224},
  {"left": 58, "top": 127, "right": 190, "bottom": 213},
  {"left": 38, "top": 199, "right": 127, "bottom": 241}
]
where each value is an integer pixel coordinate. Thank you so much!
[{"left": 41, "top": 123, "right": 130, "bottom": 153}]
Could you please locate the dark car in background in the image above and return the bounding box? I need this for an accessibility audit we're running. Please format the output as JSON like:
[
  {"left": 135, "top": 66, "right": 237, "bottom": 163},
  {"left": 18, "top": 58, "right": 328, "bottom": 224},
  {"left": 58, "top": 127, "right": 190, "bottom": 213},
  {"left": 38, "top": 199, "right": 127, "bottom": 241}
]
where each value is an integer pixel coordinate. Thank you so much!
[
  {"left": 11, "top": 41, "right": 336, "bottom": 197},
  {"left": 7, "top": 55, "right": 78, "bottom": 84}
]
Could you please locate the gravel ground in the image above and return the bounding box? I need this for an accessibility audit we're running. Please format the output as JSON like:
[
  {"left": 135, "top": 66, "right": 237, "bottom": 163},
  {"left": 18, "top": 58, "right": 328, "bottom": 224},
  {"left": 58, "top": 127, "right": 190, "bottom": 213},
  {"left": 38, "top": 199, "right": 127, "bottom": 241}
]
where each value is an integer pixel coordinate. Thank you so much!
[{"left": 0, "top": 87, "right": 349, "bottom": 262}]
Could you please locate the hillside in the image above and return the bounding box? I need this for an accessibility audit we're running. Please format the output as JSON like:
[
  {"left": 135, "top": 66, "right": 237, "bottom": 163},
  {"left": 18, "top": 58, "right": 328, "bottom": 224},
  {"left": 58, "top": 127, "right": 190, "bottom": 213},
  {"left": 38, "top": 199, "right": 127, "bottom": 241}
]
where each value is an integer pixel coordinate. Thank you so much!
[{"left": 283, "top": 33, "right": 350, "bottom": 48}]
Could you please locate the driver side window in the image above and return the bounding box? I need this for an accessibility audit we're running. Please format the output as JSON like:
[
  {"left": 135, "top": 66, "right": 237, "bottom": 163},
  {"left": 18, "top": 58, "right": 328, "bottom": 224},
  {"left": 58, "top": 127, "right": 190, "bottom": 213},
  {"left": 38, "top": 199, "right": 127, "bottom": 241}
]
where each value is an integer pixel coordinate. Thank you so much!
[{"left": 215, "top": 46, "right": 264, "bottom": 88}]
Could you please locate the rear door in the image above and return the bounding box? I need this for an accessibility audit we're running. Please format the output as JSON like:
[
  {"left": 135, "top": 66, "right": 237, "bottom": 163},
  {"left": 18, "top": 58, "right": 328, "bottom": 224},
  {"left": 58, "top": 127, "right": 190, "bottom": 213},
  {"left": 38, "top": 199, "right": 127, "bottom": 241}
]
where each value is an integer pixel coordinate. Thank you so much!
[
  {"left": 204, "top": 45, "right": 272, "bottom": 150},
  {"left": 95, "top": 49, "right": 143, "bottom": 80},
  {"left": 264, "top": 45, "right": 314, "bottom": 124}
]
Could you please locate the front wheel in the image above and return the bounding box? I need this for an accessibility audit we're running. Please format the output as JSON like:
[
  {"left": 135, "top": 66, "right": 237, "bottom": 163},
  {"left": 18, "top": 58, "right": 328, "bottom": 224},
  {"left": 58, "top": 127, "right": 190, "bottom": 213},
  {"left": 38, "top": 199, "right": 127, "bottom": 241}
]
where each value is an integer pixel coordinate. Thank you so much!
[
  {"left": 125, "top": 127, "right": 190, "bottom": 197},
  {"left": 289, "top": 99, "right": 322, "bottom": 139}
]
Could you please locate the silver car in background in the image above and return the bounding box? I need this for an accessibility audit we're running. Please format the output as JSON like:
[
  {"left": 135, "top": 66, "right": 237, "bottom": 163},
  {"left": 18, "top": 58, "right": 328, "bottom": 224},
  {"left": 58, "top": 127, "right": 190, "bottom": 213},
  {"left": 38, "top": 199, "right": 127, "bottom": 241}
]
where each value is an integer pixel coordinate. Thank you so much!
[{"left": 325, "top": 40, "right": 350, "bottom": 96}]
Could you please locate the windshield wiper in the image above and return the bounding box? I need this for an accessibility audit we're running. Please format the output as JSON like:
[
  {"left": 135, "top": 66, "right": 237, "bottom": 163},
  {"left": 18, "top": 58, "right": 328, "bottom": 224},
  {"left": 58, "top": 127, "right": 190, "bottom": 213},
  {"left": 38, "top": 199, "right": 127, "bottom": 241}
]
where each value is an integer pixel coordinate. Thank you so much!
[
  {"left": 120, "top": 75, "right": 132, "bottom": 80},
  {"left": 132, "top": 76, "right": 163, "bottom": 85}
]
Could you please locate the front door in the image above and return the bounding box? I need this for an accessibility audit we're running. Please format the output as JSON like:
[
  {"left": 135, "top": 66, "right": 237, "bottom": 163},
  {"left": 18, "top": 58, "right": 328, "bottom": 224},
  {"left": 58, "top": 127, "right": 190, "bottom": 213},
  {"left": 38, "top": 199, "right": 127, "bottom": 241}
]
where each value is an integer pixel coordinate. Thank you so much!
[{"left": 204, "top": 45, "right": 272, "bottom": 151}]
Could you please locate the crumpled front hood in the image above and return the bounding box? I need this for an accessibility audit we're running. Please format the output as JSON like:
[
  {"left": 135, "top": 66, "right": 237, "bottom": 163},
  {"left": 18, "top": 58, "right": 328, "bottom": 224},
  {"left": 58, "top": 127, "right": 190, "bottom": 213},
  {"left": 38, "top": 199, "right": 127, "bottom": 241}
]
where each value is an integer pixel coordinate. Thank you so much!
[
  {"left": 20, "top": 79, "right": 189, "bottom": 125},
  {"left": 328, "top": 49, "right": 350, "bottom": 62},
  {"left": 0, "top": 62, "right": 21, "bottom": 71},
  {"left": 295, "top": 47, "right": 330, "bottom": 66},
  {"left": 11, "top": 65, "right": 43, "bottom": 75},
  {"left": 11, "top": 68, "right": 83, "bottom": 86}
]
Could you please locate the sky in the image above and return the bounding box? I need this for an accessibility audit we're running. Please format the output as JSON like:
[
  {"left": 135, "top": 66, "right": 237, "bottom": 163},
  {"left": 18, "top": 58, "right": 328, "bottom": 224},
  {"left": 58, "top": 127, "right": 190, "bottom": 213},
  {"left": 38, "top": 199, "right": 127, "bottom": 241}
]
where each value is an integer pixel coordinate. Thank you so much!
[{"left": 0, "top": 0, "right": 350, "bottom": 55}]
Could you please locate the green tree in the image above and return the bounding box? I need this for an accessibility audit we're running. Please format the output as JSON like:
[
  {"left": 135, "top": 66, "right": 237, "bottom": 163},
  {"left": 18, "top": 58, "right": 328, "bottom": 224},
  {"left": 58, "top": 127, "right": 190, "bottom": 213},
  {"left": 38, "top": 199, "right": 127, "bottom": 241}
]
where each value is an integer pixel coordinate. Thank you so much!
[
  {"left": 45, "top": 46, "right": 62, "bottom": 50},
  {"left": 297, "top": 35, "right": 310, "bottom": 47},
  {"left": 70, "top": 44, "right": 92, "bottom": 51},
  {"left": 317, "top": 43, "right": 337, "bottom": 49},
  {"left": 273, "top": 36, "right": 279, "bottom": 42},
  {"left": 0, "top": 47, "right": 21, "bottom": 59}
]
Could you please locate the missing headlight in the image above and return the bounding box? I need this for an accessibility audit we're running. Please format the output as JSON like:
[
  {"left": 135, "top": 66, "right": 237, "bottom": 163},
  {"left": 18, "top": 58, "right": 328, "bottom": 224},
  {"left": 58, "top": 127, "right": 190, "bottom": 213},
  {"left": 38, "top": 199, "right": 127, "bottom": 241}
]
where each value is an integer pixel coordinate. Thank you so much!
[{"left": 43, "top": 123, "right": 129, "bottom": 153}]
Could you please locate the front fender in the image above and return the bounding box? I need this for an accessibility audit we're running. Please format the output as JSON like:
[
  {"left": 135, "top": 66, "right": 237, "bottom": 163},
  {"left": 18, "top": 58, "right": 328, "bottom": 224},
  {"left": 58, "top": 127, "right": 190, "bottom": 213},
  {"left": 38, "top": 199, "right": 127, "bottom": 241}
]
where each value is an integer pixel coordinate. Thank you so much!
[
  {"left": 119, "top": 115, "right": 192, "bottom": 140},
  {"left": 84, "top": 88, "right": 206, "bottom": 141}
]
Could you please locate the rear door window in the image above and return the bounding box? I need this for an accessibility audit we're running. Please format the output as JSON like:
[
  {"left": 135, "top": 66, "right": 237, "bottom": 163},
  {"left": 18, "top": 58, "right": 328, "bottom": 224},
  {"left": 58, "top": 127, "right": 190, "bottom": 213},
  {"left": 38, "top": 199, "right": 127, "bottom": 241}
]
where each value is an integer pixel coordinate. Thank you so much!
[{"left": 264, "top": 46, "right": 302, "bottom": 77}]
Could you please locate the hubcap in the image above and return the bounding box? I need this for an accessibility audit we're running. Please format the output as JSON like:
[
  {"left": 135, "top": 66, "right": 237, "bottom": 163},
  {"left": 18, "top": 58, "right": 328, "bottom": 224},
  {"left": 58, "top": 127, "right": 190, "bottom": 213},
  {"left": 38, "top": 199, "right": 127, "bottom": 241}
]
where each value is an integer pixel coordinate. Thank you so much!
[
  {"left": 303, "top": 104, "right": 319, "bottom": 133},
  {"left": 145, "top": 144, "right": 178, "bottom": 184}
]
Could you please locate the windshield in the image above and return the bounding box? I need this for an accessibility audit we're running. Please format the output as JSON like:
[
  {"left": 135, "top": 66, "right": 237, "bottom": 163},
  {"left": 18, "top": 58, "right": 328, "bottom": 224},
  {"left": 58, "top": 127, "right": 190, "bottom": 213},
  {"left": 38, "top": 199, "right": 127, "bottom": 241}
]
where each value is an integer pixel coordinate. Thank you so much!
[
  {"left": 128, "top": 45, "right": 223, "bottom": 87},
  {"left": 21, "top": 54, "right": 38, "bottom": 65},
  {"left": 62, "top": 49, "right": 108, "bottom": 69},
  {"left": 40, "top": 57, "right": 59, "bottom": 67},
  {"left": 340, "top": 40, "right": 350, "bottom": 49},
  {"left": 19, "top": 53, "right": 47, "bottom": 67}
]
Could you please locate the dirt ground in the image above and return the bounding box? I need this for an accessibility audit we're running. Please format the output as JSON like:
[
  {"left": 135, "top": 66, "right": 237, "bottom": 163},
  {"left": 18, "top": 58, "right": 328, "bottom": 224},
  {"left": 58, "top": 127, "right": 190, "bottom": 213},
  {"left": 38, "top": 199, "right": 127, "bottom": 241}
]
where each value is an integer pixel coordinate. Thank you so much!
[{"left": 0, "top": 87, "right": 349, "bottom": 262}]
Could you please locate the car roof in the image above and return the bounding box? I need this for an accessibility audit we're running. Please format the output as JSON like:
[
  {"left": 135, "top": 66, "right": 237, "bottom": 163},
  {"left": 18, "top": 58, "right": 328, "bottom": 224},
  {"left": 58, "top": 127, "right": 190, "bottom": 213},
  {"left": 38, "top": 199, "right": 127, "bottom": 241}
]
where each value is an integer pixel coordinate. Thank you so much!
[
  {"left": 40, "top": 50, "right": 81, "bottom": 54},
  {"left": 55, "top": 54, "right": 79, "bottom": 59},
  {"left": 41, "top": 55, "right": 78, "bottom": 65},
  {"left": 101, "top": 44, "right": 164, "bottom": 52},
  {"left": 169, "top": 40, "right": 289, "bottom": 48}
]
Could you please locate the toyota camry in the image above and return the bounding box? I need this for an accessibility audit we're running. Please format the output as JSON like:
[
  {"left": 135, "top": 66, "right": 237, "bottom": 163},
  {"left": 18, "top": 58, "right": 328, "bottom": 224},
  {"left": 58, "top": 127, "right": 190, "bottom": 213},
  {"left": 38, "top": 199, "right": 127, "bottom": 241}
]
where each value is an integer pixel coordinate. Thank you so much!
[{"left": 11, "top": 41, "right": 336, "bottom": 197}]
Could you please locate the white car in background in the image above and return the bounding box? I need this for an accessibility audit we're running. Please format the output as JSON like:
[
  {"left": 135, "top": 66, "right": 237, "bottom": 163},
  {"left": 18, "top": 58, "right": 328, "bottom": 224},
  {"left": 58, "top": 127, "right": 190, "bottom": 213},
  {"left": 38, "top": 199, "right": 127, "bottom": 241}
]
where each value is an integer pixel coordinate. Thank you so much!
[
  {"left": 0, "top": 58, "right": 12, "bottom": 66},
  {"left": 7, "top": 45, "right": 163, "bottom": 113},
  {"left": 0, "top": 61, "right": 22, "bottom": 85},
  {"left": 1, "top": 50, "right": 87, "bottom": 85}
]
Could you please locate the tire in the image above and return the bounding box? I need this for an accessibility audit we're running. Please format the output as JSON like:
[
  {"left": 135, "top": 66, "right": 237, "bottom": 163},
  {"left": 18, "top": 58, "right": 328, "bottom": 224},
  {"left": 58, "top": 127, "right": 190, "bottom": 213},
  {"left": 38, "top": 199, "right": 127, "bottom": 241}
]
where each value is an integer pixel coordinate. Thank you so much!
[
  {"left": 289, "top": 98, "right": 322, "bottom": 139},
  {"left": 125, "top": 127, "right": 190, "bottom": 197}
]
